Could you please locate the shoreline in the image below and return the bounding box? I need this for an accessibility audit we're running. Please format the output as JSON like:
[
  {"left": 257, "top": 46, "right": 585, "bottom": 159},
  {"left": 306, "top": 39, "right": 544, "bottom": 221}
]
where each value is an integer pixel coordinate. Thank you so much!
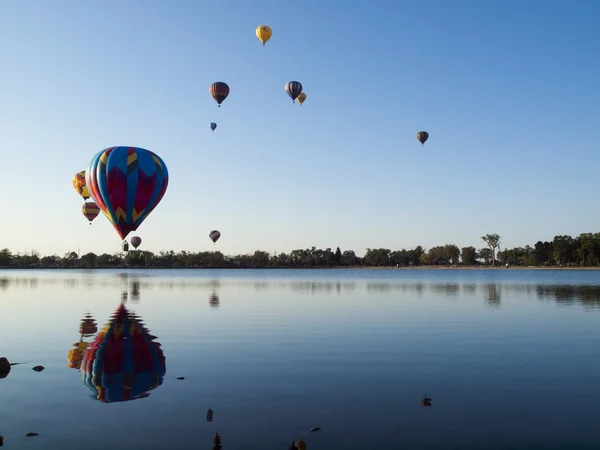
[{"left": 2, "top": 266, "right": 600, "bottom": 271}]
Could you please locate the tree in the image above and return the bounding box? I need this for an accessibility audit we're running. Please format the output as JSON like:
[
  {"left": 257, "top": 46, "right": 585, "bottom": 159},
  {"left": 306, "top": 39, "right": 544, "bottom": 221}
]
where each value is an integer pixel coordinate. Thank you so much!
[
  {"left": 481, "top": 234, "right": 501, "bottom": 265},
  {"left": 461, "top": 246, "right": 477, "bottom": 265},
  {"left": 0, "top": 248, "right": 12, "bottom": 266},
  {"left": 478, "top": 248, "right": 493, "bottom": 265},
  {"left": 334, "top": 247, "right": 342, "bottom": 265}
]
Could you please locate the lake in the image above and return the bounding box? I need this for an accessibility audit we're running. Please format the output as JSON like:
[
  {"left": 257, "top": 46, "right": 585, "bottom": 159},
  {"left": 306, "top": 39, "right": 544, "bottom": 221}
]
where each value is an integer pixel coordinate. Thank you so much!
[{"left": 1, "top": 268, "right": 600, "bottom": 450}]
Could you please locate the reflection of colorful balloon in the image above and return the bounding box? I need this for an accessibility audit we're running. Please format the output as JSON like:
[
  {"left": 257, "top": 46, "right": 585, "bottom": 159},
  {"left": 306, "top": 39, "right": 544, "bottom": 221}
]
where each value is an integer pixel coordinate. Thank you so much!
[
  {"left": 255, "top": 25, "right": 272, "bottom": 46},
  {"left": 417, "top": 131, "right": 429, "bottom": 146},
  {"left": 67, "top": 341, "right": 89, "bottom": 370},
  {"left": 80, "top": 304, "right": 166, "bottom": 403},
  {"left": 210, "top": 122, "right": 217, "bottom": 132},
  {"left": 86, "top": 146, "right": 169, "bottom": 240},
  {"left": 209, "top": 230, "right": 221, "bottom": 244},
  {"left": 82, "top": 201, "right": 100, "bottom": 224},
  {"left": 210, "top": 82, "right": 230, "bottom": 107},
  {"left": 285, "top": 81, "right": 303, "bottom": 103},
  {"left": 209, "top": 292, "right": 220, "bottom": 308},
  {"left": 296, "top": 93, "right": 307, "bottom": 105},
  {"left": 130, "top": 236, "right": 142, "bottom": 249},
  {"left": 73, "top": 171, "right": 91, "bottom": 200}
]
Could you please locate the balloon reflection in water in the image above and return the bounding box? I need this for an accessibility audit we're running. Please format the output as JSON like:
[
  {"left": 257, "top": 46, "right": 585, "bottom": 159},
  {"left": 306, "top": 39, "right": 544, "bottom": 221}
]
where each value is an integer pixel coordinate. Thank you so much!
[
  {"left": 209, "top": 292, "right": 220, "bottom": 308},
  {"left": 80, "top": 304, "right": 166, "bottom": 403},
  {"left": 67, "top": 313, "right": 98, "bottom": 369}
]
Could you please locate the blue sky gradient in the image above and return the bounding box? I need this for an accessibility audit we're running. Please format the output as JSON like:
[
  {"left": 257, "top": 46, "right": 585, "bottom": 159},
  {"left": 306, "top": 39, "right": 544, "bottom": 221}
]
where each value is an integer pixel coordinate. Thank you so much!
[{"left": 0, "top": 0, "right": 599, "bottom": 256}]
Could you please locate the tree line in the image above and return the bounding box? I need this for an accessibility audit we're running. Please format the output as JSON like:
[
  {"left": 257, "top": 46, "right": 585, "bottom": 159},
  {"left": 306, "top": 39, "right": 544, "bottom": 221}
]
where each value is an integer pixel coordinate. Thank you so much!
[{"left": 1, "top": 232, "right": 599, "bottom": 269}]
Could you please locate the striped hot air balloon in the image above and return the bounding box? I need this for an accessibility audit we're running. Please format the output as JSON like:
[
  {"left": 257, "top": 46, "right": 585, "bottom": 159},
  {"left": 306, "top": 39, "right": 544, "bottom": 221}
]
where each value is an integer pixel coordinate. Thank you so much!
[
  {"left": 86, "top": 146, "right": 169, "bottom": 241},
  {"left": 130, "top": 236, "right": 142, "bottom": 249},
  {"left": 210, "top": 82, "right": 230, "bottom": 107},
  {"left": 81, "top": 201, "right": 100, "bottom": 224},
  {"left": 285, "top": 81, "right": 303, "bottom": 103},
  {"left": 209, "top": 230, "right": 221, "bottom": 244}
]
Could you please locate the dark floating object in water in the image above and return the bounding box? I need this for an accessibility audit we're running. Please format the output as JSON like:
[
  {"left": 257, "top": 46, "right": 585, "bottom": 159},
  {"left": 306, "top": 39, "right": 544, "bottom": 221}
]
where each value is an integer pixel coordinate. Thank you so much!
[
  {"left": 176, "top": 377, "right": 185, "bottom": 380},
  {"left": 25, "top": 432, "right": 39, "bottom": 437},
  {"left": 289, "top": 441, "right": 297, "bottom": 450},
  {"left": 207, "top": 408, "right": 214, "bottom": 422},
  {"left": 32, "top": 366, "right": 45, "bottom": 372},
  {"left": 0, "top": 434, "right": 4, "bottom": 446},
  {"left": 310, "top": 427, "right": 322, "bottom": 432},
  {"left": 212, "top": 432, "right": 222, "bottom": 450},
  {"left": 421, "top": 393, "right": 432, "bottom": 407},
  {"left": 0, "top": 357, "right": 10, "bottom": 379}
]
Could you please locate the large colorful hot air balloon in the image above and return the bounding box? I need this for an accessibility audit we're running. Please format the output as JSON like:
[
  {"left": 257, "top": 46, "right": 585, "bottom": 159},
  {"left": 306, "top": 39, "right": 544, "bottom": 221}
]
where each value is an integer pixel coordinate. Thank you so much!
[
  {"left": 80, "top": 304, "right": 166, "bottom": 403},
  {"left": 209, "top": 230, "right": 221, "bottom": 244},
  {"left": 85, "top": 146, "right": 169, "bottom": 241},
  {"left": 210, "top": 122, "right": 217, "bottom": 132},
  {"left": 256, "top": 25, "right": 272, "bottom": 46},
  {"left": 296, "top": 92, "right": 307, "bottom": 106},
  {"left": 73, "top": 171, "right": 91, "bottom": 200},
  {"left": 210, "top": 82, "right": 230, "bottom": 107},
  {"left": 130, "top": 236, "right": 142, "bottom": 249},
  {"left": 417, "top": 131, "right": 429, "bottom": 146},
  {"left": 285, "top": 81, "right": 303, "bottom": 103},
  {"left": 81, "top": 201, "right": 100, "bottom": 224}
]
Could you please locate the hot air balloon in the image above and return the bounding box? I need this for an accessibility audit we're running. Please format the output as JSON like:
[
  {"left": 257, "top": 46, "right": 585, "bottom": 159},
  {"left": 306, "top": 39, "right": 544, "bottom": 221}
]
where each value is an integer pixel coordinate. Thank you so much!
[
  {"left": 210, "top": 122, "right": 217, "bottom": 132},
  {"left": 210, "top": 82, "right": 230, "bottom": 107},
  {"left": 80, "top": 304, "right": 166, "bottom": 403},
  {"left": 297, "top": 92, "right": 307, "bottom": 105},
  {"left": 417, "top": 131, "right": 429, "bottom": 146},
  {"left": 209, "top": 230, "right": 221, "bottom": 244},
  {"left": 73, "top": 171, "right": 91, "bottom": 200},
  {"left": 256, "top": 25, "right": 272, "bottom": 46},
  {"left": 285, "top": 81, "right": 303, "bottom": 103},
  {"left": 85, "top": 146, "right": 169, "bottom": 241},
  {"left": 130, "top": 236, "right": 142, "bottom": 249},
  {"left": 81, "top": 201, "right": 100, "bottom": 224}
]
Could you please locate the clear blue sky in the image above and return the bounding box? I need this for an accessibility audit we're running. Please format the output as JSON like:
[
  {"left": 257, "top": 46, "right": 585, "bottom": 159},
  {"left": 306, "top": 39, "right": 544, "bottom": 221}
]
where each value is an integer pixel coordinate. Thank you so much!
[{"left": 0, "top": 0, "right": 599, "bottom": 257}]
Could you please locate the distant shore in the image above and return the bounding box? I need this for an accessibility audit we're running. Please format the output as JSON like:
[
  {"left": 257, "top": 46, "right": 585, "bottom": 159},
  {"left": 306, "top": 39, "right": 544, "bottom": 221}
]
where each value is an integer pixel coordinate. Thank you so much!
[{"left": 2, "top": 265, "right": 600, "bottom": 271}]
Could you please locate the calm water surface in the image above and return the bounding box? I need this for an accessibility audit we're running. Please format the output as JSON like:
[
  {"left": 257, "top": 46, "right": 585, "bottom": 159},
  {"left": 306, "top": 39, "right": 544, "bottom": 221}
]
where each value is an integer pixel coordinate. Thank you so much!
[{"left": 1, "top": 268, "right": 600, "bottom": 450}]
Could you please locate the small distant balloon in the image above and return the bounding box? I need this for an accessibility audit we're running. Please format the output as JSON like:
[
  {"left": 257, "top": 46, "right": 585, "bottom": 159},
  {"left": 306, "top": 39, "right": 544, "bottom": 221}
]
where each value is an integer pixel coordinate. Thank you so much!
[
  {"left": 73, "top": 171, "right": 91, "bottom": 200},
  {"left": 210, "top": 122, "right": 217, "bottom": 132},
  {"left": 130, "top": 236, "right": 142, "bottom": 249},
  {"left": 210, "top": 82, "right": 230, "bottom": 107},
  {"left": 209, "top": 230, "right": 221, "bottom": 244},
  {"left": 255, "top": 25, "right": 272, "bottom": 46},
  {"left": 417, "top": 131, "right": 429, "bottom": 146},
  {"left": 81, "top": 201, "right": 100, "bottom": 224},
  {"left": 296, "top": 92, "right": 307, "bottom": 106},
  {"left": 285, "top": 81, "right": 303, "bottom": 103}
]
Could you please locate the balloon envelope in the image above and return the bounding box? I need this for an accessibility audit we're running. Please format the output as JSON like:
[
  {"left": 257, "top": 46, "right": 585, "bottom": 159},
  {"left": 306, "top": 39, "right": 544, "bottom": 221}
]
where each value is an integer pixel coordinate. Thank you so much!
[
  {"left": 73, "top": 171, "right": 91, "bottom": 200},
  {"left": 210, "top": 122, "right": 217, "bottom": 131},
  {"left": 285, "top": 81, "right": 303, "bottom": 102},
  {"left": 209, "top": 230, "right": 221, "bottom": 243},
  {"left": 256, "top": 25, "right": 272, "bottom": 45},
  {"left": 130, "top": 236, "right": 142, "bottom": 249},
  {"left": 210, "top": 82, "right": 230, "bottom": 106},
  {"left": 296, "top": 92, "right": 307, "bottom": 105},
  {"left": 80, "top": 304, "right": 166, "bottom": 403},
  {"left": 82, "top": 201, "right": 100, "bottom": 223},
  {"left": 86, "top": 146, "right": 169, "bottom": 240},
  {"left": 417, "top": 131, "right": 429, "bottom": 145}
]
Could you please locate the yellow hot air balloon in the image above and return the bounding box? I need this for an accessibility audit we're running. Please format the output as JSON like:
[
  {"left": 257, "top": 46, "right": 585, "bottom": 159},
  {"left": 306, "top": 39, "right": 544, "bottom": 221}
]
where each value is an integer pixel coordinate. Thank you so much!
[
  {"left": 73, "top": 171, "right": 90, "bottom": 200},
  {"left": 256, "top": 25, "right": 272, "bottom": 46},
  {"left": 297, "top": 93, "right": 307, "bottom": 105}
]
